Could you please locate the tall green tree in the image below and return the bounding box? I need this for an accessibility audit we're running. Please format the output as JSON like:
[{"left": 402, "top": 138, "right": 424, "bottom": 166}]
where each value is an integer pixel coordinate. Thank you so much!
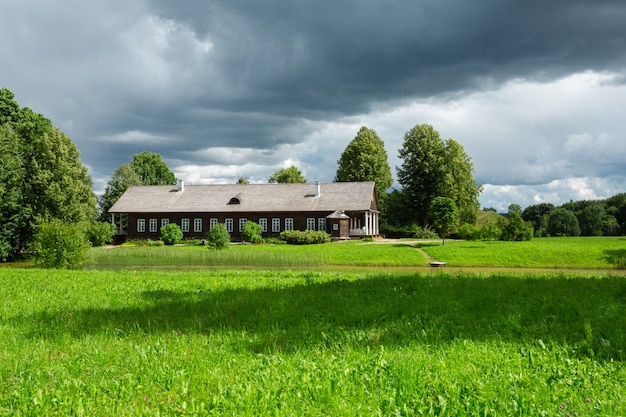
[
  {"left": 0, "top": 88, "right": 97, "bottom": 260},
  {"left": 0, "top": 125, "right": 25, "bottom": 261},
  {"left": 441, "top": 139, "right": 482, "bottom": 225},
  {"left": 268, "top": 165, "right": 306, "bottom": 183},
  {"left": 335, "top": 126, "right": 393, "bottom": 204},
  {"left": 546, "top": 208, "right": 581, "bottom": 237},
  {"left": 397, "top": 124, "right": 480, "bottom": 227},
  {"left": 130, "top": 151, "right": 176, "bottom": 185},
  {"left": 99, "top": 163, "right": 142, "bottom": 222}
]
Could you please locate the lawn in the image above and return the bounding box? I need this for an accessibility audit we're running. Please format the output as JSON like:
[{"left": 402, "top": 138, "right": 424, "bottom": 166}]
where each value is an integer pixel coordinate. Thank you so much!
[
  {"left": 1, "top": 267, "right": 625, "bottom": 415},
  {"left": 418, "top": 236, "right": 626, "bottom": 269}
]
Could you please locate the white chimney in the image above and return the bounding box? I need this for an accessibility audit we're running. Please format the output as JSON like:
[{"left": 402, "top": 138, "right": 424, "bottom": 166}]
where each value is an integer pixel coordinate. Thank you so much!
[
  {"left": 178, "top": 180, "right": 184, "bottom": 193},
  {"left": 315, "top": 181, "right": 321, "bottom": 198}
]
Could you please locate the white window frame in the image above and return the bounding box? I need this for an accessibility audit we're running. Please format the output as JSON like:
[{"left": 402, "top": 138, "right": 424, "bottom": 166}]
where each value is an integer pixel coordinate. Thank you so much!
[
  {"left": 285, "top": 218, "right": 294, "bottom": 231},
  {"left": 306, "top": 218, "right": 316, "bottom": 230},
  {"left": 194, "top": 218, "right": 202, "bottom": 233},
  {"left": 272, "top": 218, "right": 281, "bottom": 232},
  {"left": 161, "top": 218, "right": 169, "bottom": 229},
  {"left": 181, "top": 218, "right": 190, "bottom": 233},
  {"left": 239, "top": 218, "right": 247, "bottom": 232},
  {"left": 258, "top": 218, "right": 268, "bottom": 233},
  {"left": 149, "top": 218, "right": 157, "bottom": 233},
  {"left": 209, "top": 218, "right": 219, "bottom": 231},
  {"left": 137, "top": 219, "right": 146, "bottom": 233},
  {"left": 318, "top": 218, "right": 326, "bottom": 232},
  {"left": 225, "top": 218, "right": 234, "bottom": 233}
]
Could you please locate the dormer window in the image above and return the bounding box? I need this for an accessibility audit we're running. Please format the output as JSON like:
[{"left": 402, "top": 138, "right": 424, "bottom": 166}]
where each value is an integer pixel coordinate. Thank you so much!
[{"left": 228, "top": 193, "right": 243, "bottom": 205}]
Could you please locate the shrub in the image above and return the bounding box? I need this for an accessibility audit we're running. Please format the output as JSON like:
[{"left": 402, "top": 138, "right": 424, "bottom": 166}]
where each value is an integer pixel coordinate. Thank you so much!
[
  {"left": 457, "top": 223, "right": 478, "bottom": 240},
  {"left": 279, "top": 230, "right": 330, "bottom": 244},
  {"left": 241, "top": 221, "right": 263, "bottom": 243},
  {"left": 87, "top": 221, "right": 116, "bottom": 247},
  {"left": 160, "top": 223, "right": 183, "bottom": 245},
  {"left": 207, "top": 223, "right": 230, "bottom": 249},
  {"left": 31, "top": 219, "right": 91, "bottom": 269},
  {"left": 479, "top": 221, "right": 501, "bottom": 243},
  {"left": 410, "top": 224, "right": 439, "bottom": 239}
]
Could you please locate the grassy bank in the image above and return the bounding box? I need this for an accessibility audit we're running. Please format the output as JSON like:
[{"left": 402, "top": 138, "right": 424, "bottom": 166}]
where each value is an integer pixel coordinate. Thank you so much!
[
  {"left": 1, "top": 268, "right": 625, "bottom": 415},
  {"left": 417, "top": 237, "right": 626, "bottom": 269}
]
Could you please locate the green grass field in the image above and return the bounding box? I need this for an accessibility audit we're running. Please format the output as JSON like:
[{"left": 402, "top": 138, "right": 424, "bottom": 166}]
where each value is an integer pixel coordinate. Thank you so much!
[{"left": 2, "top": 238, "right": 626, "bottom": 415}]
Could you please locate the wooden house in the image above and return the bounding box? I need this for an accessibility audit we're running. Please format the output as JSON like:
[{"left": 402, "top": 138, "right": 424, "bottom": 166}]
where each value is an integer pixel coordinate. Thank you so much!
[{"left": 108, "top": 181, "right": 380, "bottom": 241}]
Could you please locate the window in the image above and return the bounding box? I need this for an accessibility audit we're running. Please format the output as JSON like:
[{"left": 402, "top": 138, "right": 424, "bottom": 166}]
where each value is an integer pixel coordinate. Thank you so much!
[
  {"left": 272, "top": 218, "right": 281, "bottom": 232},
  {"left": 194, "top": 218, "right": 202, "bottom": 233},
  {"left": 161, "top": 218, "right": 169, "bottom": 229},
  {"left": 225, "top": 218, "right": 234, "bottom": 232},
  {"left": 318, "top": 218, "right": 326, "bottom": 232},
  {"left": 209, "top": 218, "right": 218, "bottom": 231},
  {"left": 181, "top": 218, "right": 190, "bottom": 233},
  {"left": 137, "top": 219, "right": 146, "bottom": 233},
  {"left": 149, "top": 219, "right": 157, "bottom": 233},
  {"left": 306, "top": 218, "right": 316, "bottom": 230},
  {"left": 285, "top": 218, "right": 294, "bottom": 231},
  {"left": 258, "top": 218, "right": 268, "bottom": 232},
  {"left": 239, "top": 218, "right": 247, "bottom": 232}
]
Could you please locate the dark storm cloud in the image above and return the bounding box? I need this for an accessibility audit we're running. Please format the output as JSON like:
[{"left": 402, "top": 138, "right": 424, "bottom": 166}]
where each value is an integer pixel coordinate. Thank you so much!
[{"left": 1, "top": 0, "right": 625, "bottom": 207}]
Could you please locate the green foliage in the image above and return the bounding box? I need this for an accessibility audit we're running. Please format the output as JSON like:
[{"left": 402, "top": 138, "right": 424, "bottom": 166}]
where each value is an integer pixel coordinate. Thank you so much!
[
  {"left": 429, "top": 197, "right": 459, "bottom": 245},
  {"left": 87, "top": 221, "right": 116, "bottom": 247},
  {"left": 480, "top": 221, "right": 502, "bottom": 243},
  {"left": 130, "top": 151, "right": 176, "bottom": 185},
  {"left": 241, "top": 221, "right": 263, "bottom": 243},
  {"left": 335, "top": 126, "right": 393, "bottom": 204},
  {"left": 499, "top": 212, "right": 533, "bottom": 241},
  {"left": 98, "top": 163, "right": 141, "bottom": 222},
  {"left": 268, "top": 165, "right": 306, "bottom": 183},
  {"left": 30, "top": 219, "right": 91, "bottom": 268},
  {"left": 457, "top": 223, "right": 478, "bottom": 240},
  {"left": 280, "top": 229, "right": 331, "bottom": 244},
  {"left": 0, "top": 88, "right": 97, "bottom": 260},
  {"left": 547, "top": 208, "right": 581, "bottom": 237},
  {"left": 160, "top": 223, "right": 183, "bottom": 245},
  {"left": 207, "top": 223, "right": 231, "bottom": 249},
  {"left": 397, "top": 124, "right": 481, "bottom": 227}
]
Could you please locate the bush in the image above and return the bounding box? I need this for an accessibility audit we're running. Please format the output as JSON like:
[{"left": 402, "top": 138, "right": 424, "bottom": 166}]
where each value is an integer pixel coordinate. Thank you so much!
[
  {"left": 410, "top": 224, "right": 439, "bottom": 239},
  {"left": 241, "top": 221, "right": 263, "bottom": 243},
  {"left": 279, "top": 230, "right": 330, "bottom": 244},
  {"left": 457, "top": 223, "right": 478, "bottom": 240},
  {"left": 87, "top": 221, "right": 116, "bottom": 247},
  {"left": 160, "top": 223, "right": 183, "bottom": 245},
  {"left": 207, "top": 223, "right": 230, "bottom": 249},
  {"left": 31, "top": 219, "right": 91, "bottom": 269}
]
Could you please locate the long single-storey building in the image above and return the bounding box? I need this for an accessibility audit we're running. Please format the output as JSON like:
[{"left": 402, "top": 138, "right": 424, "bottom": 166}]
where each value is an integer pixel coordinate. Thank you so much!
[{"left": 108, "top": 181, "right": 380, "bottom": 241}]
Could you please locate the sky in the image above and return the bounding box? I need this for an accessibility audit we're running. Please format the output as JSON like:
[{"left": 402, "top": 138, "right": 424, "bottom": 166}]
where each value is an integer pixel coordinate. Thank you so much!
[{"left": 1, "top": 0, "right": 625, "bottom": 212}]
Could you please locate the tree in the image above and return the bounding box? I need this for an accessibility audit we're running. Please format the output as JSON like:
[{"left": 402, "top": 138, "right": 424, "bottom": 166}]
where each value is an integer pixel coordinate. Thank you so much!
[
  {"left": 508, "top": 204, "right": 522, "bottom": 216},
  {"left": 499, "top": 212, "right": 532, "bottom": 241},
  {"left": 522, "top": 203, "right": 555, "bottom": 234},
  {"left": 130, "top": 151, "right": 176, "bottom": 185},
  {"left": 99, "top": 163, "right": 142, "bottom": 222},
  {"left": 0, "top": 125, "right": 24, "bottom": 261},
  {"left": 268, "top": 166, "right": 306, "bottom": 183},
  {"left": 577, "top": 203, "right": 604, "bottom": 236},
  {"left": 440, "top": 139, "right": 482, "bottom": 225},
  {"left": 397, "top": 124, "right": 480, "bottom": 227},
  {"left": 429, "top": 197, "right": 459, "bottom": 245},
  {"left": 0, "top": 88, "right": 97, "bottom": 260},
  {"left": 480, "top": 221, "right": 501, "bottom": 244},
  {"left": 546, "top": 208, "right": 580, "bottom": 237},
  {"left": 335, "top": 126, "right": 393, "bottom": 204}
]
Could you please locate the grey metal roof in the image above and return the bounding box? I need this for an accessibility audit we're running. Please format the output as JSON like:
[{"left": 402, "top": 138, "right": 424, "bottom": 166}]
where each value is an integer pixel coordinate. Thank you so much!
[{"left": 109, "top": 182, "right": 378, "bottom": 214}]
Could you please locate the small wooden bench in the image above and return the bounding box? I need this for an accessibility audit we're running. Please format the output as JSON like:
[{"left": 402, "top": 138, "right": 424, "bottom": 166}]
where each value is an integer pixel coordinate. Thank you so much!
[{"left": 429, "top": 261, "right": 447, "bottom": 267}]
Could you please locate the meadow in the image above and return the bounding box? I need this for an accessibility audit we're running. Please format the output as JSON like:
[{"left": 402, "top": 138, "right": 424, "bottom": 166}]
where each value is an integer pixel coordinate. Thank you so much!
[{"left": 1, "top": 237, "right": 626, "bottom": 415}]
